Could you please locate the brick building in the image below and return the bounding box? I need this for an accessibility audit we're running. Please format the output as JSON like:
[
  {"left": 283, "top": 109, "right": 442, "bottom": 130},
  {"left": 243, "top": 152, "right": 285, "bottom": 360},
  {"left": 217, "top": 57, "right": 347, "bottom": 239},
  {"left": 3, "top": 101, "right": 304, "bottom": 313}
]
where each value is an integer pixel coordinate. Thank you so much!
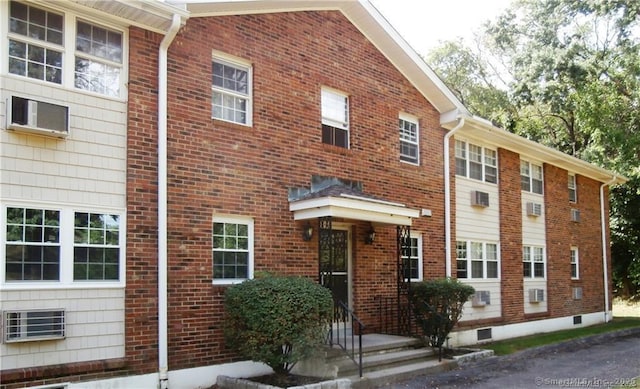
[{"left": 0, "top": 1, "right": 625, "bottom": 388}]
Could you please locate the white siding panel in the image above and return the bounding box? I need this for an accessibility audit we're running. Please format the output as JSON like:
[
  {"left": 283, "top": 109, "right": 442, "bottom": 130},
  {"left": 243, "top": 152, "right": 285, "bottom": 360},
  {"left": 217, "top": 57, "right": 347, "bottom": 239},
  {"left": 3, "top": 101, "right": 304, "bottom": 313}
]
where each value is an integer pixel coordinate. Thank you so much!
[
  {"left": 0, "top": 288, "right": 125, "bottom": 370},
  {"left": 455, "top": 177, "right": 500, "bottom": 241},
  {"left": 523, "top": 279, "right": 548, "bottom": 314},
  {"left": 522, "top": 192, "right": 546, "bottom": 246},
  {"left": 0, "top": 76, "right": 127, "bottom": 209},
  {"left": 459, "top": 281, "right": 502, "bottom": 322}
]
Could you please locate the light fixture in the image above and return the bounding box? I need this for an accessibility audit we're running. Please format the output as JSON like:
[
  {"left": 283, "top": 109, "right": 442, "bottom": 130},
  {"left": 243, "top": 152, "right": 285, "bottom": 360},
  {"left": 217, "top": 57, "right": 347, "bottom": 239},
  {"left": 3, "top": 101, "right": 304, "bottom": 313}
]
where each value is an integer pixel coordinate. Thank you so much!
[
  {"left": 365, "top": 226, "right": 376, "bottom": 244},
  {"left": 302, "top": 222, "right": 313, "bottom": 241}
]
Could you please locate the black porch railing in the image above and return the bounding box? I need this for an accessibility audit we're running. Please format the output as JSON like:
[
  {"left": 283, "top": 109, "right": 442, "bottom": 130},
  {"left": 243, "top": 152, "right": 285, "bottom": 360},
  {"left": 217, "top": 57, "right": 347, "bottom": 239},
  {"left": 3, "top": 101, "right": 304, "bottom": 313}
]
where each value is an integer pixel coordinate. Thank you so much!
[
  {"left": 374, "top": 295, "right": 418, "bottom": 337},
  {"left": 327, "top": 300, "right": 365, "bottom": 378}
]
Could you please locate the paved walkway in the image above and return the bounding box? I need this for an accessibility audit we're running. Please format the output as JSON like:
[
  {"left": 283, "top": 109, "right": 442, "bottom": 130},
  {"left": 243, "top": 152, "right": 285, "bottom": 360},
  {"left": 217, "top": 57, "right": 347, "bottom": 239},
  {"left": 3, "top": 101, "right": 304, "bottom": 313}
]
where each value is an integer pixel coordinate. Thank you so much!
[{"left": 379, "top": 327, "right": 640, "bottom": 389}]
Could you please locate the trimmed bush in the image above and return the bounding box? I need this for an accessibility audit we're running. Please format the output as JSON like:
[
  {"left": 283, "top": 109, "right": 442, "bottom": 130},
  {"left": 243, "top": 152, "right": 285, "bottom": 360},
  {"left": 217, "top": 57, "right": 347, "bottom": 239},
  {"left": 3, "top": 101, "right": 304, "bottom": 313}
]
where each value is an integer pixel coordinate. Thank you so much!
[
  {"left": 409, "top": 278, "right": 475, "bottom": 349},
  {"left": 224, "top": 275, "right": 333, "bottom": 375}
]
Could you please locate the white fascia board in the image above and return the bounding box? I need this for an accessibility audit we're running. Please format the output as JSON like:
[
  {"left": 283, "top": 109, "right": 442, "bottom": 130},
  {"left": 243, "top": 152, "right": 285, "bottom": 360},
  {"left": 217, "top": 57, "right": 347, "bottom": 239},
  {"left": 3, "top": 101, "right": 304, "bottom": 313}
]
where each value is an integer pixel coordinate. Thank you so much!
[
  {"left": 460, "top": 117, "right": 628, "bottom": 185},
  {"left": 290, "top": 196, "right": 420, "bottom": 226}
]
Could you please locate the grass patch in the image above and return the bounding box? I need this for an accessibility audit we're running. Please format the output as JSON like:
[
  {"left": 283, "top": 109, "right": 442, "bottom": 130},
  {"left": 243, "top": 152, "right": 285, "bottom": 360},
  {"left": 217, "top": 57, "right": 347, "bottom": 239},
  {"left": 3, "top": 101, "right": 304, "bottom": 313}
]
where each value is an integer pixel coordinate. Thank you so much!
[{"left": 481, "top": 317, "right": 640, "bottom": 356}]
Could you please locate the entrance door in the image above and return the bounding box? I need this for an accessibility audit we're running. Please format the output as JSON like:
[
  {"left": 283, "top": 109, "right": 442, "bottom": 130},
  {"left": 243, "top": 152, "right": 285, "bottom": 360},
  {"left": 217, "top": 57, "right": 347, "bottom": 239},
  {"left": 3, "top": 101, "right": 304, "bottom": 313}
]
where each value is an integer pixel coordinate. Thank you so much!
[{"left": 319, "top": 228, "right": 350, "bottom": 307}]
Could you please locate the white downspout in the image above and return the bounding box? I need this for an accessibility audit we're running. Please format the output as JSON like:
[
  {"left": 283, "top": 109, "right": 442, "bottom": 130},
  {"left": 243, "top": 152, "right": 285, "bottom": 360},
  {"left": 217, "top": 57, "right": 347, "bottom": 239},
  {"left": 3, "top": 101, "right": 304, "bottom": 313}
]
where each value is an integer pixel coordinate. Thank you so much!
[
  {"left": 600, "top": 175, "right": 617, "bottom": 323},
  {"left": 444, "top": 117, "right": 465, "bottom": 277},
  {"left": 158, "top": 14, "right": 182, "bottom": 389}
]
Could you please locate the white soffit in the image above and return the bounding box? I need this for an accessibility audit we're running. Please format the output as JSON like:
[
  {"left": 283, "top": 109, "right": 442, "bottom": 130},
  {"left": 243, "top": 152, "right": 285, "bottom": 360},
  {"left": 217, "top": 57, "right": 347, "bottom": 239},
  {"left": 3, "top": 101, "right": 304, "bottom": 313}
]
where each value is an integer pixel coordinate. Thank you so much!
[{"left": 289, "top": 195, "right": 420, "bottom": 226}]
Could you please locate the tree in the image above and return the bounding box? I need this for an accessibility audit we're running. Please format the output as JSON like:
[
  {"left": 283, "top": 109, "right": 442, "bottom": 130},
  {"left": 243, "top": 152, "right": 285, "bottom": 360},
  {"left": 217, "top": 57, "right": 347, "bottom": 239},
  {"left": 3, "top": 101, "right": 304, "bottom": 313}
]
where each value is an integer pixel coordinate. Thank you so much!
[{"left": 426, "top": 0, "right": 640, "bottom": 298}]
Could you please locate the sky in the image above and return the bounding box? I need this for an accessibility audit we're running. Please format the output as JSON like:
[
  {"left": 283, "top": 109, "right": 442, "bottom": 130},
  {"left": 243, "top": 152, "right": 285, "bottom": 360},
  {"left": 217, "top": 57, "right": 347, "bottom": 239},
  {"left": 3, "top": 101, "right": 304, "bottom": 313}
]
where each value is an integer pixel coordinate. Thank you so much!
[{"left": 369, "top": 0, "right": 513, "bottom": 57}]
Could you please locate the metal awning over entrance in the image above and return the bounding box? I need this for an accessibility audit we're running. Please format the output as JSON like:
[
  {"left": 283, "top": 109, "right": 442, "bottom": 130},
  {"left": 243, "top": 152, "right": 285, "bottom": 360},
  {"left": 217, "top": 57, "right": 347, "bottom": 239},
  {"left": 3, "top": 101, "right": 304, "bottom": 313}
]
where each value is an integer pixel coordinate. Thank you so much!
[{"left": 289, "top": 185, "right": 420, "bottom": 226}]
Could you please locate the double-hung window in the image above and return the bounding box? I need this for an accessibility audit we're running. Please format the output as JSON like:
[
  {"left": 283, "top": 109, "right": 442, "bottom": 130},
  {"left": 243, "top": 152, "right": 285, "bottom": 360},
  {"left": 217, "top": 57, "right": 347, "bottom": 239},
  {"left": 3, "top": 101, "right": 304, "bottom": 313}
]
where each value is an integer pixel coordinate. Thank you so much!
[
  {"left": 456, "top": 240, "right": 499, "bottom": 279},
  {"left": 5, "top": 207, "right": 60, "bottom": 281},
  {"left": 571, "top": 247, "right": 579, "bottom": 279},
  {"left": 212, "top": 216, "right": 254, "bottom": 284},
  {"left": 399, "top": 114, "right": 419, "bottom": 164},
  {"left": 523, "top": 246, "right": 545, "bottom": 278},
  {"left": 521, "top": 161, "right": 543, "bottom": 194},
  {"left": 321, "top": 87, "right": 349, "bottom": 148},
  {"left": 455, "top": 140, "right": 497, "bottom": 183},
  {"left": 212, "top": 54, "right": 252, "bottom": 125},
  {"left": 3, "top": 206, "right": 124, "bottom": 284},
  {"left": 73, "top": 213, "right": 120, "bottom": 281},
  {"left": 568, "top": 174, "right": 577, "bottom": 203},
  {"left": 402, "top": 233, "right": 422, "bottom": 281},
  {"left": 8, "top": 1, "right": 124, "bottom": 97}
]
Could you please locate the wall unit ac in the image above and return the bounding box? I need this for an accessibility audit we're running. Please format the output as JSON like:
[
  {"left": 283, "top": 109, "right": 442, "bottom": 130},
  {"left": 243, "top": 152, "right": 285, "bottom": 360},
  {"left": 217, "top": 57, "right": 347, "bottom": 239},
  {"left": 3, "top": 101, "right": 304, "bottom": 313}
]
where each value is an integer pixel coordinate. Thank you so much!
[
  {"left": 572, "top": 287, "right": 583, "bottom": 300},
  {"left": 471, "top": 190, "right": 490, "bottom": 207},
  {"left": 571, "top": 208, "right": 581, "bottom": 222},
  {"left": 526, "top": 202, "right": 543, "bottom": 217},
  {"left": 3, "top": 309, "right": 65, "bottom": 343},
  {"left": 471, "top": 290, "right": 491, "bottom": 307},
  {"left": 528, "top": 288, "right": 544, "bottom": 303},
  {"left": 7, "top": 96, "right": 69, "bottom": 138}
]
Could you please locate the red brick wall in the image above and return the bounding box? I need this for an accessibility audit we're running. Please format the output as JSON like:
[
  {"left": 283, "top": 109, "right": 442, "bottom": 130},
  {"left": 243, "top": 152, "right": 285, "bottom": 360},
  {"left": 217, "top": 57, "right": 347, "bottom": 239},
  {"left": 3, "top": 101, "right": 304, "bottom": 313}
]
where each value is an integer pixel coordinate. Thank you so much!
[
  {"left": 545, "top": 166, "right": 608, "bottom": 318},
  {"left": 127, "top": 11, "right": 447, "bottom": 370},
  {"left": 499, "top": 148, "right": 524, "bottom": 322},
  {"left": 126, "top": 27, "right": 163, "bottom": 375}
]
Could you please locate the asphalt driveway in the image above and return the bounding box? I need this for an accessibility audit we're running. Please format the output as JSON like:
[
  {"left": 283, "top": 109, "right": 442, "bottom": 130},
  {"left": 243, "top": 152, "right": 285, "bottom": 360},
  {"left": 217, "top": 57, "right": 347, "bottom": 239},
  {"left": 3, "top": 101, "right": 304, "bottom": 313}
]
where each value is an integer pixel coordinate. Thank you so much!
[{"left": 382, "top": 327, "right": 640, "bottom": 389}]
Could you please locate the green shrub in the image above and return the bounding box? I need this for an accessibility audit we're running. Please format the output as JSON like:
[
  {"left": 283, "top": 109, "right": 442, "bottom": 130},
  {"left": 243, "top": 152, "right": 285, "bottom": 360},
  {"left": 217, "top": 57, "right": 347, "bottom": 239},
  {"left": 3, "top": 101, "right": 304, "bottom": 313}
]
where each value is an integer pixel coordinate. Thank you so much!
[
  {"left": 224, "top": 275, "right": 333, "bottom": 375},
  {"left": 409, "top": 278, "right": 475, "bottom": 349}
]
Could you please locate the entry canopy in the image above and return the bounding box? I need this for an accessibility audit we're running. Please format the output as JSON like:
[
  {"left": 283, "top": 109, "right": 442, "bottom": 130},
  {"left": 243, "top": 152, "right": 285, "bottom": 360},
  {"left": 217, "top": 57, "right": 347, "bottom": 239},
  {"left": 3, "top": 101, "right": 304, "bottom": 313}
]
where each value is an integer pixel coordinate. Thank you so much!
[{"left": 289, "top": 184, "right": 420, "bottom": 226}]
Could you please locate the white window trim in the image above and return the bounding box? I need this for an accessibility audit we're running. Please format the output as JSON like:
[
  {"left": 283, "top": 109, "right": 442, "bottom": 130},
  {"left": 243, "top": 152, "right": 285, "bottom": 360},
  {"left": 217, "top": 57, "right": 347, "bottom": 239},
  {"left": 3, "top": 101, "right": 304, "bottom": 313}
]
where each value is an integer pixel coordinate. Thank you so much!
[
  {"left": 0, "top": 202, "right": 126, "bottom": 290},
  {"left": 403, "top": 232, "right": 423, "bottom": 282},
  {"left": 212, "top": 214, "right": 254, "bottom": 285},
  {"left": 399, "top": 113, "right": 419, "bottom": 165},
  {"left": 571, "top": 247, "right": 579, "bottom": 279},
  {"left": 568, "top": 174, "right": 577, "bottom": 203},
  {"left": 321, "top": 86, "right": 350, "bottom": 148},
  {"left": 456, "top": 240, "right": 500, "bottom": 280},
  {"left": 211, "top": 51, "right": 253, "bottom": 126},
  {"left": 521, "top": 160, "right": 544, "bottom": 195},
  {"left": 4, "top": 1, "right": 129, "bottom": 100},
  {"left": 455, "top": 139, "right": 498, "bottom": 184},
  {"left": 523, "top": 245, "right": 546, "bottom": 279}
]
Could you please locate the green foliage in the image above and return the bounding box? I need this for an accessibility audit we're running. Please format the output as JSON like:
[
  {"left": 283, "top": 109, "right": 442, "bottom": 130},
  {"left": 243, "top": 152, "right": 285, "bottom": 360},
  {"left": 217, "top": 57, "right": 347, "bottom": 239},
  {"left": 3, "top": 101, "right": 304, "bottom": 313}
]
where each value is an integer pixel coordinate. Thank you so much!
[
  {"left": 426, "top": 0, "right": 640, "bottom": 300},
  {"left": 409, "top": 278, "right": 475, "bottom": 348},
  {"left": 224, "top": 275, "right": 333, "bottom": 375}
]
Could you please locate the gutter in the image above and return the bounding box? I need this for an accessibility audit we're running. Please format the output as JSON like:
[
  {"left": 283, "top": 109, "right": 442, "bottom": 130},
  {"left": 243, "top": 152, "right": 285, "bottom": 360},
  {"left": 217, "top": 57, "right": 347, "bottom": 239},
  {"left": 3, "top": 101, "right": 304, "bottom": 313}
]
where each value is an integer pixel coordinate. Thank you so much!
[
  {"left": 443, "top": 117, "right": 465, "bottom": 277},
  {"left": 158, "top": 13, "right": 182, "bottom": 389},
  {"left": 600, "top": 175, "right": 617, "bottom": 323}
]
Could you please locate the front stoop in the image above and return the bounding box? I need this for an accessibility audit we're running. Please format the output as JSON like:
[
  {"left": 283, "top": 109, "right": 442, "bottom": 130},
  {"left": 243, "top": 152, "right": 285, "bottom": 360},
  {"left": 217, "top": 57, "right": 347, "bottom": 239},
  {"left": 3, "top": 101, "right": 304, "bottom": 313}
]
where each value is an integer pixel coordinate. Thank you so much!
[{"left": 301, "top": 335, "right": 459, "bottom": 389}]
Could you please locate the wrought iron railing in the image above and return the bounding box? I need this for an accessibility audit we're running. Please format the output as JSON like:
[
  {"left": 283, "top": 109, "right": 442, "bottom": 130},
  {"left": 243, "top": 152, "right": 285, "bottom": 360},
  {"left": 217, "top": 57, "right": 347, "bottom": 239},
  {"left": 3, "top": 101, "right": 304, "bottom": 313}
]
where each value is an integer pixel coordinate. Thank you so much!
[
  {"left": 327, "top": 300, "right": 365, "bottom": 378},
  {"left": 374, "top": 295, "right": 417, "bottom": 337}
]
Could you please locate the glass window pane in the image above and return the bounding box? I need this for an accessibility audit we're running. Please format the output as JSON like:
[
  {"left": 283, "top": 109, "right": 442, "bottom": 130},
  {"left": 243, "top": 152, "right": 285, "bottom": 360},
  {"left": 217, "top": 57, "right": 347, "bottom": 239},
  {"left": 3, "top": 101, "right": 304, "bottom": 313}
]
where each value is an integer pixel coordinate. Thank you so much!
[
  {"left": 471, "top": 261, "right": 483, "bottom": 278},
  {"left": 487, "top": 261, "right": 498, "bottom": 278}
]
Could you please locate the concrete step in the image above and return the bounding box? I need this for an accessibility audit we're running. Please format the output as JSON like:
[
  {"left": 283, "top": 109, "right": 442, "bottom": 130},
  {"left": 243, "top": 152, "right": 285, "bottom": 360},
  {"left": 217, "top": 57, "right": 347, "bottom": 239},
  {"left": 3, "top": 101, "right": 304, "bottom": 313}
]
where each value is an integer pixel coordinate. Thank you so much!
[
  {"left": 335, "top": 347, "right": 436, "bottom": 376},
  {"left": 347, "top": 358, "right": 457, "bottom": 389}
]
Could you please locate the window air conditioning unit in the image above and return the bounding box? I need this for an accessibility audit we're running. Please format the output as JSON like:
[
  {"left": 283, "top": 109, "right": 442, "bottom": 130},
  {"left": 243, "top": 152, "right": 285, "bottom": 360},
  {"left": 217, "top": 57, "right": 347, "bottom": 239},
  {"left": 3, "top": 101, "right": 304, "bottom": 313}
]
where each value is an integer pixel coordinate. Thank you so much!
[
  {"left": 471, "top": 291, "right": 491, "bottom": 307},
  {"left": 571, "top": 208, "right": 581, "bottom": 222},
  {"left": 7, "top": 96, "right": 69, "bottom": 138},
  {"left": 526, "top": 202, "right": 543, "bottom": 217},
  {"left": 3, "top": 309, "right": 65, "bottom": 343},
  {"left": 528, "top": 288, "right": 544, "bottom": 303},
  {"left": 572, "top": 287, "right": 583, "bottom": 300},
  {"left": 471, "top": 191, "right": 490, "bottom": 207}
]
